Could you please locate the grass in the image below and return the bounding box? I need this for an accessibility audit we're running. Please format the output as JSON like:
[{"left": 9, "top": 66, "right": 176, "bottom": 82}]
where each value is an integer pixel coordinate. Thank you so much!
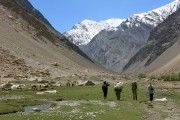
[
  {"left": 159, "top": 73, "right": 180, "bottom": 81},
  {"left": 159, "top": 89, "right": 180, "bottom": 104},
  {"left": 0, "top": 84, "right": 148, "bottom": 120},
  {"left": 0, "top": 99, "right": 42, "bottom": 115},
  {"left": 0, "top": 88, "right": 62, "bottom": 115}
]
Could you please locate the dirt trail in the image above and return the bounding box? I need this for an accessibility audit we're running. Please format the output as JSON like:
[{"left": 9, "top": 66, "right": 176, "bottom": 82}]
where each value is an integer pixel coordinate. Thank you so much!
[
  {"left": 143, "top": 99, "right": 180, "bottom": 120},
  {"left": 142, "top": 81, "right": 180, "bottom": 120}
]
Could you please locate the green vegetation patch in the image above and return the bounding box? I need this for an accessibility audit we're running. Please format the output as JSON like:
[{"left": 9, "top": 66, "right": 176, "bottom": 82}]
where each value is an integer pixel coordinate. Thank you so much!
[
  {"left": 160, "top": 73, "right": 180, "bottom": 81},
  {"left": 0, "top": 84, "right": 148, "bottom": 120}
]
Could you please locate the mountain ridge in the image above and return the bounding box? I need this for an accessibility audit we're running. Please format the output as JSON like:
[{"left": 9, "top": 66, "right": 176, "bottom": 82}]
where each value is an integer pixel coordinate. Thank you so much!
[
  {"left": 64, "top": 19, "right": 125, "bottom": 46},
  {"left": 123, "top": 8, "right": 180, "bottom": 74},
  {"left": 79, "top": 0, "right": 180, "bottom": 72}
]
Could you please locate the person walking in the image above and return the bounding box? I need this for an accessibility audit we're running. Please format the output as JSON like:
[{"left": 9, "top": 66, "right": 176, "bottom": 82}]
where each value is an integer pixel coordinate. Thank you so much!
[
  {"left": 102, "top": 81, "right": 109, "bottom": 99},
  {"left": 114, "top": 81, "right": 123, "bottom": 100},
  {"left": 147, "top": 82, "right": 154, "bottom": 101},
  {"left": 132, "top": 81, "right": 137, "bottom": 100}
]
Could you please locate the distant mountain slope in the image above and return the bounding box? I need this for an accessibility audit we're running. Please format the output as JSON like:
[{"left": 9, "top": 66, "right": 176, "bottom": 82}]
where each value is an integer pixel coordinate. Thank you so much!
[
  {"left": 64, "top": 19, "right": 125, "bottom": 46},
  {"left": 123, "top": 8, "right": 180, "bottom": 75},
  {"left": 83, "top": 0, "right": 180, "bottom": 72},
  {"left": 0, "top": 0, "right": 105, "bottom": 81},
  {"left": 15, "top": 0, "right": 53, "bottom": 28}
]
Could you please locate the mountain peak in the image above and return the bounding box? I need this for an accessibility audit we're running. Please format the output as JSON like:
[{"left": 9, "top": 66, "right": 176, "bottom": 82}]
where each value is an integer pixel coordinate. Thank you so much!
[
  {"left": 127, "top": 0, "right": 180, "bottom": 27},
  {"left": 80, "top": 0, "right": 180, "bottom": 72},
  {"left": 64, "top": 18, "right": 124, "bottom": 46}
]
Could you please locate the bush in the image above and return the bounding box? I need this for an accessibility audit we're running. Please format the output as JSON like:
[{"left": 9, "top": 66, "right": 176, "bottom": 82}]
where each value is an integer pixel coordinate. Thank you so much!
[
  {"left": 160, "top": 73, "right": 180, "bottom": 81},
  {"left": 138, "top": 73, "right": 146, "bottom": 79},
  {"left": 150, "top": 75, "right": 156, "bottom": 80}
]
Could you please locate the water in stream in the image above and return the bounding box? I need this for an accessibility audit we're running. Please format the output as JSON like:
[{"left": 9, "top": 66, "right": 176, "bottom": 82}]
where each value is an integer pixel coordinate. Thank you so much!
[{"left": 24, "top": 102, "right": 53, "bottom": 113}]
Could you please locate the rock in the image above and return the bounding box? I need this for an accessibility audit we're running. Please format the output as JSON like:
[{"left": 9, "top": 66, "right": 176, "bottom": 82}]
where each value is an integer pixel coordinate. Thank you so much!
[
  {"left": 36, "top": 92, "right": 45, "bottom": 95},
  {"left": 1, "top": 83, "right": 13, "bottom": 90},
  {"left": 32, "top": 108, "right": 41, "bottom": 112},
  {"left": 29, "top": 77, "right": 42, "bottom": 82},
  {"left": 31, "top": 84, "right": 38, "bottom": 91},
  {"left": 3, "top": 74, "right": 14, "bottom": 78},
  {"left": 30, "top": 69, "right": 50, "bottom": 77},
  {"left": 45, "top": 90, "right": 57, "bottom": 94},
  {"left": 53, "top": 82, "right": 62, "bottom": 87},
  {"left": 72, "top": 81, "right": 78, "bottom": 86},
  {"left": 65, "top": 80, "right": 79, "bottom": 87},
  {"left": 31, "top": 84, "right": 49, "bottom": 91},
  {"left": 66, "top": 81, "right": 71, "bottom": 87},
  {"left": 12, "top": 58, "right": 25, "bottom": 66},
  {"left": 11, "top": 84, "right": 20, "bottom": 89},
  {"left": 37, "top": 79, "right": 49, "bottom": 84},
  {"left": 51, "top": 62, "right": 59, "bottom": 67},
  {"left": 84, "top": 80, "right": 95, "bottom": 86}
]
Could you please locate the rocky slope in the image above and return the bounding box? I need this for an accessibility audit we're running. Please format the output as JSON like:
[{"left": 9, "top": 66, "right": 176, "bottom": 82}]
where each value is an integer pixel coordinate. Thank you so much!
[
  {"left": 81, "top": 0, "right": 180, "bottom": 72},
  {"left": 15, "top": 0, "right": 53, "bottom": 28},
  {"left": 0, "top": 0, "right": 106, "bottom": 82},
  {"left": 123, "top": 8, "right": 180, "bottom": 75},
  {"left": 64, "top": 19, "right": 125, "bottom": 46}
]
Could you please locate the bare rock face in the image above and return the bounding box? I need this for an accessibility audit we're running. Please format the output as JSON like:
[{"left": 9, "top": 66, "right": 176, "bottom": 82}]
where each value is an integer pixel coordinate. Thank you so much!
[{"left": 123, "top": 9, "right": 180, "bottom": 74}]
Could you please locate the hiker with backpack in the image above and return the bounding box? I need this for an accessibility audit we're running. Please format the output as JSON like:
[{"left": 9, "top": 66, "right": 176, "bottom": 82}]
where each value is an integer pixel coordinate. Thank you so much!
[
  {"left": 114, "top": 81, "right": 123, "bottom": 100},
  {"left": 147, "top": 82, "right": 154, "bottom": 101},
  {"left": 102, "top": 81, "right": 110, "bottom": 99},
  {"left": 132, "top": 81, "right": 138, "bottom": 100}
]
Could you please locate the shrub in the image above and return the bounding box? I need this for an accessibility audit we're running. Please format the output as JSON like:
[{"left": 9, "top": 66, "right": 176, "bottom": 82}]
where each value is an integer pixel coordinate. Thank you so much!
[
  {"left": 160, "top": 73, "right": 180, "bottom": 81},
  {"left": 138, "top": 73, "right": 146, "bottom": 79},
  {"left": 150, "top": 75, "right": 156, "bottom": 80}
]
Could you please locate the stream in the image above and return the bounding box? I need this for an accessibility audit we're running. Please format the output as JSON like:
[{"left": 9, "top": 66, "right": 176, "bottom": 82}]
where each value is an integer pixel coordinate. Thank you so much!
[{"left": 23, "top": 102, "right": 54, "bottom": 113}]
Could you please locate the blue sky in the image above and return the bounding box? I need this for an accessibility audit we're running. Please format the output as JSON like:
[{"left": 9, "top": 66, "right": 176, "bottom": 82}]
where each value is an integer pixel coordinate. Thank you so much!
[{"left": 29, "top": 0, "right": 172, "bottom": 32}]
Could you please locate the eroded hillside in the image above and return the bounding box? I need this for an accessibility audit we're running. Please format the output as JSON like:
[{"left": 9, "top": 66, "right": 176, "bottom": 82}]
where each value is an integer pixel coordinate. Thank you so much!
[{"left": 0, "top": 0, "right": 106, "bottom": 82}]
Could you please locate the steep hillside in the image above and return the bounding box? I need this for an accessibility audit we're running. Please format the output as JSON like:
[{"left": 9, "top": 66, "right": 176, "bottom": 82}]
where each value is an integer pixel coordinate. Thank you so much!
[
  {"left": 81, "top": 0, "right": 180, "bottom": 72},
  {"left": 0, "top": 0, "right": 105, "bottom": 81},
  {"left": 64, "top": 19, "right": 125, "bottom": 46},
  {"left": 14, "top": 0, "right": 53, "bottom": 28},
  {"left": 123, "top": 9, "right": 180, "bottom": 75}
]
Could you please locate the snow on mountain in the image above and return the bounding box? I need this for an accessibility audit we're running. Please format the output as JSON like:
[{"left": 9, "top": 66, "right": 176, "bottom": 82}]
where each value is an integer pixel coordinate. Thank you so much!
[
  {"left": 83, "top": 0, "right": 180, "bottom": 72},
  {"left": 128, "top": 0, "right": 180, "bottom": 27},
  {"left": 123, "top": 8, "right": 180, "bottom": 74},
  {"left": 63, "top": 19, "right": 125, "bottom": 46}
]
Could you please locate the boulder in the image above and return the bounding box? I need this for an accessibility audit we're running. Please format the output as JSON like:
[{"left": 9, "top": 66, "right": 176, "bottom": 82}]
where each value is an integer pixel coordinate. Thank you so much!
[
  {"left": 11, "top": 84, "right": 20, "bottom": 89},
  {"left": 31, "top": 84, "right": 49, "bottom": 91},
  {"left": 84, "top": 80, "right": 95, "bottom": 86},
  {"left": 66, "top": 81, "right": 71, "bottom": 87},
  {"left": 1, "top": 83, "right": 13, "bottom": 90}
]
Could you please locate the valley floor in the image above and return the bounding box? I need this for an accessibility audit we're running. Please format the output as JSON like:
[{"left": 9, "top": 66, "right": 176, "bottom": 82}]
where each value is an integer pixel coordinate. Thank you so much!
[{"left": 0, "top": 79, "right": 179, "bottom": 120}]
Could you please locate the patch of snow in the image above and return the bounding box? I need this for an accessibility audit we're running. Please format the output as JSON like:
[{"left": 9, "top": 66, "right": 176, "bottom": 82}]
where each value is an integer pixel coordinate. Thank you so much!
[
  {"left": 36, "top": 90, "right": 57, "bottom": 95},
  {"left": 154, "top": 98, "right": 168, "bottom": 102}
]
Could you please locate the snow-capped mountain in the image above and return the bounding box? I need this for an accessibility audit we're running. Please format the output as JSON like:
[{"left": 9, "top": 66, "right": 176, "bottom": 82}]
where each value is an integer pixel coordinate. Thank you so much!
[
  {"left": 63, "top": 19, "right": 125, "bottom": 46},
  {"left": 83, "top": 0, "right": 180, "bottom": 72},
  {"left": 123, "top": 8, "right": 180, "bottom": 74}
]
